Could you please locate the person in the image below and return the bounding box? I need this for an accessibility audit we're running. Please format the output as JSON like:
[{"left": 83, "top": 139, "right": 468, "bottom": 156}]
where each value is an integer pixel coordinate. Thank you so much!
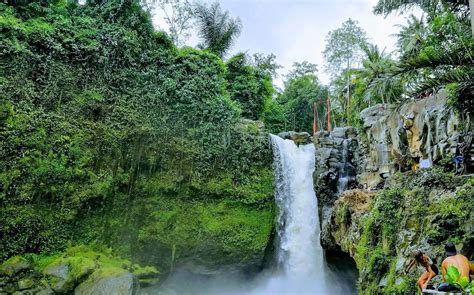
[
  {"left": 440, "top": 243, "right": 473, "bottom": 289},
  {"left": 405, "top": 250, "right": 438, "bottom": 291}
]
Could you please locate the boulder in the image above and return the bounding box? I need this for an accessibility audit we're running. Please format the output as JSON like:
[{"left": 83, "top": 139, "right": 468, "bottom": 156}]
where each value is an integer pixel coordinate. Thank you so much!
[
  {"left": 0, "top": 257, "right": 31, "bottom": 277},
  {"left": 44, "top": 263, "right": 71, "bottom": 293},
  {"left": 17, "top": 278, "right": 34, "bottom": 290},
  {"left": 277, "top": 131, "right": 312, "bottom": 145},
  {"left": 44, "top": 257, "right": 96, "bottom": 293},
  {"left": 74, "top": 268, "right": 139, "bottom": 295}
]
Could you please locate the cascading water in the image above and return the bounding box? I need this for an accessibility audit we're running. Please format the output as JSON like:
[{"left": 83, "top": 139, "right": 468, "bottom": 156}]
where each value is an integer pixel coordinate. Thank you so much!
[
  {"left": 261, "top": 134, "right": 327, "bottom": 293},
  {"left": 156, "top": 135, "right": 356, "bottom": 295},
  {"left": 337, "top": 139, "right": 350, "bottom": 194}
]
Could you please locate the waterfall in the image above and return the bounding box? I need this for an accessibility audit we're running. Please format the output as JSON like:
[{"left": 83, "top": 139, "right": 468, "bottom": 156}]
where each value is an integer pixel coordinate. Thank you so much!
[
  {"left": 337, "top": 139, "right": 350, "bottom": 194},
  {"left": 264, "top": 134, "right": 327, "bottom": 293},
  {"left": 155, "top": 134, "right": 356, "bottom": 295}
]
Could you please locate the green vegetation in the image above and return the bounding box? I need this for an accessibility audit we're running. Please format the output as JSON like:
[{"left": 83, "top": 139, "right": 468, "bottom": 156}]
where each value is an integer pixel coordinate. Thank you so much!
[
  {"left": 194, "top": 1, "right": 242, "bottom": 58},
  {"left": 0, "top": 0, "right": 275, "bottom": 274},
  {"left": 322, "top": 1, "right": 473, "bottom": 128},
  {"left": 354, "top": 169, "right": 473, "bottom": 294},
  {"left": 446, "top": 265, "right": 474, "bottom": 293}
]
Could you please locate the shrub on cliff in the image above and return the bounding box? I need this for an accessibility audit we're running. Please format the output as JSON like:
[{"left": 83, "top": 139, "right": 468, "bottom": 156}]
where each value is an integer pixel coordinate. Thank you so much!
[{"left": 0, "top": 0, "right": 275, "bottom": 272}]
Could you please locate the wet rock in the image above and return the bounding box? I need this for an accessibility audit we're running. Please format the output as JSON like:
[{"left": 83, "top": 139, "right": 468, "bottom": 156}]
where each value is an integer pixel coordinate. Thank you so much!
[
  {"left": 44, "top": 263, "right": 71, "bottom": 293},
  {"left": 44, "top": 257, "right": 96, "bottom": 293},
  {"left": 326, "top": 190, "right": 377, "bottom": 256},
  {"left": 74, "top": 269, "right": 139, "bottom": 295},
  {"left": 132, "top": 265, "right": 160, "bottom": 287},
  {"left": 379, "top": 276, "right": 388, "bottom": 288},
  {"left": 277, "top": 131, "right": 312, "bottom": 144}
]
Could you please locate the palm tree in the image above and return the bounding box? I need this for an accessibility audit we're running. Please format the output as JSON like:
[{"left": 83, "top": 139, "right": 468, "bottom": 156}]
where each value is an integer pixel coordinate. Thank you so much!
[
  {"left": 193, "top": 2, "right": 242, "bottom": 58},
  {"left": 373, "top": 0, "right": 472, "bottom": 36},
  {"left": 395, "top": 15, "right": 428, "bottom": 59},
  {"left": 357, "top": 44, "right": 403, "bottom": 105},
  {"left": 373, "top": 0, "right": 469, "bottom": 16}
]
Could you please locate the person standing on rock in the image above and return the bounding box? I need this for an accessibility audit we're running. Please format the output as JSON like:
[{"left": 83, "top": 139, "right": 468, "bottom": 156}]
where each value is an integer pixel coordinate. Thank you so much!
[{"left": 405, "top": 250, "right": 438, "bottom": 291}]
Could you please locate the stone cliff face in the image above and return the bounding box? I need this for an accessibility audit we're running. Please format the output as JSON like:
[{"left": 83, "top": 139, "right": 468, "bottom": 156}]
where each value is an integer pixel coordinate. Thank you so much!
[
  {"left": 358, "top": 90, "right": 469, "bottom": 189},
  {"left": 328, "top": 172, "right": 473, "bottom": 294},
  {"left": 317, "top": 92, "right": 473, "bottom": 294},
  {"left": 314, "top": 127, "right": 359, "bottom": 250}
]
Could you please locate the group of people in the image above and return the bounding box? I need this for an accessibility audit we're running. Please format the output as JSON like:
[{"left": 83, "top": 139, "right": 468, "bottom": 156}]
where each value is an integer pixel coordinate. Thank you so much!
[{"left": 406, "top": 243, "right": 473, "bottom": 292}]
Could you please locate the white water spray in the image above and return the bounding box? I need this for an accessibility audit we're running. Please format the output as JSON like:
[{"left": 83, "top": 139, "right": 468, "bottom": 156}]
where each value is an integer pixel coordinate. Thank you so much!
[{"left": 259, "top": 134, "right": 327, "bottom": 293}]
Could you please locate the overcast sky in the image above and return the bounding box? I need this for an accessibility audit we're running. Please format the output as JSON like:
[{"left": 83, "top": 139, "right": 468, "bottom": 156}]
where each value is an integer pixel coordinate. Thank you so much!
[{"left": 152, "top": 0, "right": 417, "bottom": 87}]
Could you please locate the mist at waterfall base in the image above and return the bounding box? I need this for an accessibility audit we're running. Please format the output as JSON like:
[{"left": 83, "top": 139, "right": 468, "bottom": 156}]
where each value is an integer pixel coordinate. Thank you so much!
[{"left": 150, "top": 135, "right": 356, "bottom": 295}]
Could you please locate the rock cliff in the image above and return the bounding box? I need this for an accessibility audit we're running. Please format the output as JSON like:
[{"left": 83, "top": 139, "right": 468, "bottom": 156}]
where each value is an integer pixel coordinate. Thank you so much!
[
  {"left": 327, "top": 171, "right": 473, "bottom": 294},
  {"left": 317, "top": 92, "right": 473, "bottom": 294}
]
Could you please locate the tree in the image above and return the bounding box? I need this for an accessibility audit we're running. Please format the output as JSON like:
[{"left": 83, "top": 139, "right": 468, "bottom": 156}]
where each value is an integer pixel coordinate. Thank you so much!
[
  {"left": 193, "top": 2, "right": 242, "bottom": 58},
  {"left": 323, "top": 19, "right": 367, "bottom": 118},
  {"left": 357, "top": 43, "right": 403, "bottom": 105},
  {"left": 373, "top": 0, "right": 469, "bottom": 16},
  {"left": 395, "top": 15, "right": 428, "bottom": 59},
  {"left": 284, "top": 61, "right": 318, "bottom": 83},
  {"left": 373, "top": 0, "right": 473, "bottom": 37},
  {"left": 144, "top": 0, "right": 193, "bottom": 47},
  {"left": 226, "top": 53, "right": 274, "bottom": 120},
  {"left": 251, "top": 53, "right": 282, "bottom": 79},
  {"left": 277, "top": 64, "right": 329, "bottom": 132}
]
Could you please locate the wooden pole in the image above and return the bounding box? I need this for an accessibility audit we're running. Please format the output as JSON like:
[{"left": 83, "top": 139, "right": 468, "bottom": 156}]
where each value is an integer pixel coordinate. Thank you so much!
[
  {"left": 327, "top": 95, "right": 331, "bottom": 132},
  {"left": 313, "top": 102, "right": 318, "bottom": 134}
]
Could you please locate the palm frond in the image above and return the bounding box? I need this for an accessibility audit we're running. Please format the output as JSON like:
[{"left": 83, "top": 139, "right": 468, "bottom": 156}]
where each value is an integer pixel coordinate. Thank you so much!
[
  {"left": 373, "top": 0, "right": 469, "bottom": 16},
  {"left": 409, "top": 67, "right": 473, "bottom": 94},
  {"left": 193, "top": 2, "right": 242, "bottom": 58}
]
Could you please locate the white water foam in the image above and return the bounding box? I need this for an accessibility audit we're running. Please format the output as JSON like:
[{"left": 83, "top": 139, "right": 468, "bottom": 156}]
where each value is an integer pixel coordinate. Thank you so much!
[{"left": 259, "top": 134, "right": 327, "bottom": 294}]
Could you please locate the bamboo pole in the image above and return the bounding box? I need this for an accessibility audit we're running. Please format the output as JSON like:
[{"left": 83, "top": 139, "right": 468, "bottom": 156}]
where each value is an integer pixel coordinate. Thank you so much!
[
  {"left": 327, "top": 95, "right": 331, "bottom": 132},
  {"left": 313, "top": 102, "right": 318, "bottom": 134}
]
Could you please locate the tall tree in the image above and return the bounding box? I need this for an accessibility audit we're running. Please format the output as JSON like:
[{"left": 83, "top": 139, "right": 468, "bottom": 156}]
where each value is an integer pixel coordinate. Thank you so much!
[
  {"left": 357, "top": 44, "right": 403, "bottom": 105},
  {"left": 277, "top": 64, "right": 329, "bottom": 132},
  {"left": 284, "top": 61, "right": 318, "bottom": 83},
  {"left": 144, "top": 0, "right": 193, "bottom": 47},
  {"left": 323, "top": 19, "right": 367, "bottom": 118},
  {"left": 373, "top": 0, "right": 473, "bottom": 36},
  {"left": 193, "top": 2, "right": 242, "bottom": 58},
  {"left": 251, "top": 53, "right": 282, "bottom": 79}
]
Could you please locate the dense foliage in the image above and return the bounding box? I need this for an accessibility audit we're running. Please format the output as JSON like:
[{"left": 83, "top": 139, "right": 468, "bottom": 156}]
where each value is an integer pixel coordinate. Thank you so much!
[
  {"left": 0, "top": 0, "right": 275, "bottom": 272},
  {"left": 323, "top": 2, "right": 473, "bottom": 128}
]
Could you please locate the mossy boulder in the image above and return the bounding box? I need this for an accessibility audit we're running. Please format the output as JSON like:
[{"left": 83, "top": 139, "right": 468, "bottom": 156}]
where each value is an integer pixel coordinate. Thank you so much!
[
  {"left": 0, "top": 246, "right": 159, "bottom": 294},
  {"left": 134, "top": 199, "right": 274, "bottom": 275},
  {"left": 0, "top": 257, "right": 31, "bottom": 277},
  {"left": 75, "top": 268, "right": 139, "bottom": 295},
  {"left": 43, "top": 256, "right": 96, "bottom": 293},
  {"left": 17, "top": 278, "right": 34, "bottom": 290}
]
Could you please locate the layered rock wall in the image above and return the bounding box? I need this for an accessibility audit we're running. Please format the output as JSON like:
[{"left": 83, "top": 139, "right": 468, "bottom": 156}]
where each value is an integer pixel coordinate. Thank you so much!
[
  {"left": 358, "top": 90, "right": 469, "bottom": 188},
  {"left": 316, "top": 92, "right": 473, "bottom": 294}
]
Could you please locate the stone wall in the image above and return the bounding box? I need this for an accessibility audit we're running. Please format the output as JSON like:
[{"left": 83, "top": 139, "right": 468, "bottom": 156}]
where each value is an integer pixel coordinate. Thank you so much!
[
  {"left": 326, "top": 171, "right": 473, "bottom": 294},
  {"left": 314, "top": 126, "right": 360, "bottom": 249}
]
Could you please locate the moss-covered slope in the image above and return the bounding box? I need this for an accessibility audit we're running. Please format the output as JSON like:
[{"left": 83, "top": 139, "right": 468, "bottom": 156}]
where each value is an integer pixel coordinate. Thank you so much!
[
  {"left": 328, "top": 169, "right": 473, "bottom": 294},
  {"left": 0, "top": 1, "right": 275, "bottom": 275}
]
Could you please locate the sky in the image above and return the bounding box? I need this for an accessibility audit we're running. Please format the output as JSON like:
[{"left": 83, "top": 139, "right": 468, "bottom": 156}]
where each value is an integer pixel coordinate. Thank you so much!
[{"left": 151, "top": 0, "right": 417, "bottom": 87}]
